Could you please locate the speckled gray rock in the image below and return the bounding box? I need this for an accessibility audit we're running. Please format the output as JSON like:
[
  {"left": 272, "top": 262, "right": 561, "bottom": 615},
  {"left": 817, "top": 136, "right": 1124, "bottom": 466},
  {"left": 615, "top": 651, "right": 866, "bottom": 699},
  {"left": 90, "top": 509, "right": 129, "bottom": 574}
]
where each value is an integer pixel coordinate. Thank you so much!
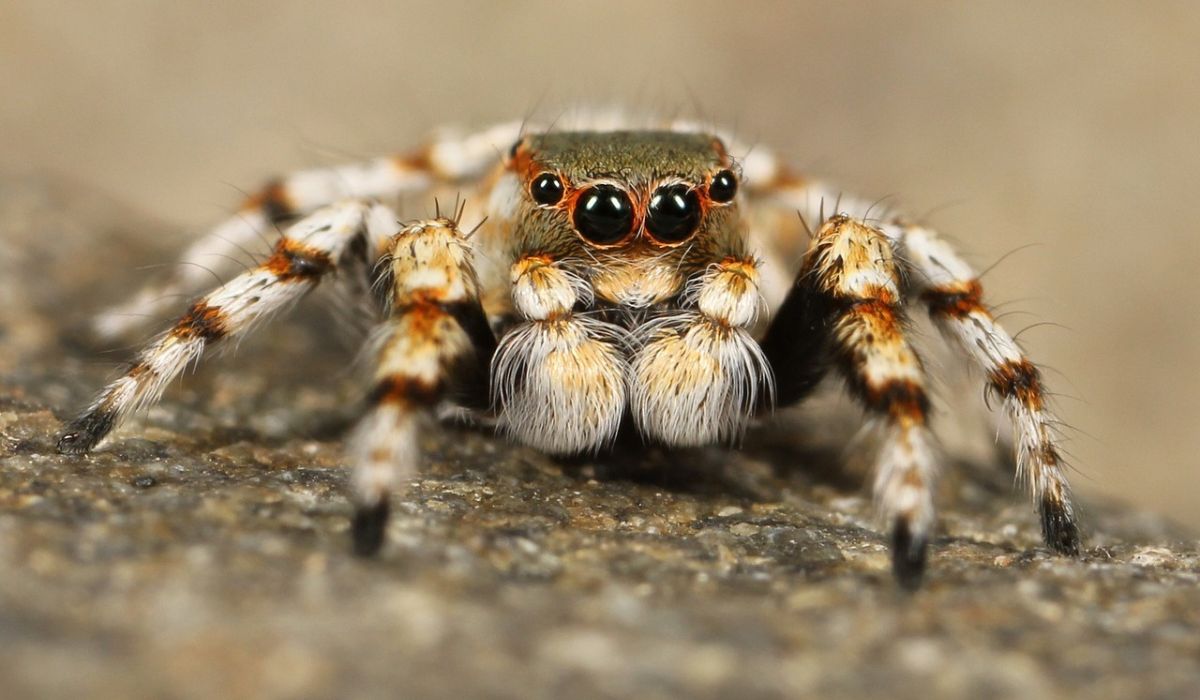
[{"left": 1, "top": 179, "right": 1198, "bottom": 699}]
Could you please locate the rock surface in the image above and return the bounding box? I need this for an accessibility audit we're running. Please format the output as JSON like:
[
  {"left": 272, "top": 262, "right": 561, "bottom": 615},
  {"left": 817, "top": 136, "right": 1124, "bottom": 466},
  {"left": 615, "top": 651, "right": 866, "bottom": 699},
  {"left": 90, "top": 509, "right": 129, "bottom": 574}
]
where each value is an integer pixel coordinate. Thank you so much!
[{"left": 2, "top": 179, "right": 1198, "bottom": 699}]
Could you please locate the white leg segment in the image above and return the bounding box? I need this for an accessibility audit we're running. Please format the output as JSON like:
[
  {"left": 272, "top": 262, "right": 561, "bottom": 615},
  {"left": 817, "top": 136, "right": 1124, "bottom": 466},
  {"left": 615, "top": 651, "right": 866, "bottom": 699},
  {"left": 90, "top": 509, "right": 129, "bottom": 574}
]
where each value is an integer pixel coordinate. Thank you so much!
[
  {"left": 92, "top": 122, "right": 523, "bottom": 340},
  {"left": 58, "top": 201, "right": 384, "bottom": 454},
  {"left": 347, "top": 216, "right": 494, "bottom": 555},
  {"left": 884, "top": 221, "right": 1080, "bottom": 554}
]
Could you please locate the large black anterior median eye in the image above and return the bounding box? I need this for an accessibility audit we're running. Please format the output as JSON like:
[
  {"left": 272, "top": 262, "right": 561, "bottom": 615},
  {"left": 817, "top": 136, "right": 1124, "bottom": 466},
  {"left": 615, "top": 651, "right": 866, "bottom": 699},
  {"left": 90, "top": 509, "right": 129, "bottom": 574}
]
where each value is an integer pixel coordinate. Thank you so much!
[
  {"left": 573, "top": 185, "right": 634, "bottom": 245},
  {"left": 646, "top": 184, "right": 701, "bottom": 243},
  {"left": 530, "top": 172, "right": 565, "bottom": 205}
]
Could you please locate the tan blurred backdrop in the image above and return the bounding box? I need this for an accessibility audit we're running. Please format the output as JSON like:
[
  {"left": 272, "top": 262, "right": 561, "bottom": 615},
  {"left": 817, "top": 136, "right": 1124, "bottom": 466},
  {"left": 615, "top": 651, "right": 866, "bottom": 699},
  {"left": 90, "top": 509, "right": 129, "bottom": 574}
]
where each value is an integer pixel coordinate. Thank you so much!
[{"left": 2, "top": 1, "right": 1197, "bottom": 528}]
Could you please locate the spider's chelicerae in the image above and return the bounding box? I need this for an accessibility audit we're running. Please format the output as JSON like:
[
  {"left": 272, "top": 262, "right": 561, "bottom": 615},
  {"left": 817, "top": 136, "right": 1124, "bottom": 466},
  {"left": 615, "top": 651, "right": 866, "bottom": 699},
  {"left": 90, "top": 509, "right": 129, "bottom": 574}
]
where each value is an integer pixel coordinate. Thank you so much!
[{"left": 57, "top": 115, "right": 1080, "bottom": 587}]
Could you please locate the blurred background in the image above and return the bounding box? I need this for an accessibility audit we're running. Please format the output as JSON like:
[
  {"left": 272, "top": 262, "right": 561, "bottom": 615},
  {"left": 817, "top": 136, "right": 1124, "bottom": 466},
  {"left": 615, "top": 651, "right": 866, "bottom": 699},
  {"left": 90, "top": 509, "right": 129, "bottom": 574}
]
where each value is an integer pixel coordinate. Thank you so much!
[{"left": 2, "top": 1, "right": 1197, "bottom": 528}]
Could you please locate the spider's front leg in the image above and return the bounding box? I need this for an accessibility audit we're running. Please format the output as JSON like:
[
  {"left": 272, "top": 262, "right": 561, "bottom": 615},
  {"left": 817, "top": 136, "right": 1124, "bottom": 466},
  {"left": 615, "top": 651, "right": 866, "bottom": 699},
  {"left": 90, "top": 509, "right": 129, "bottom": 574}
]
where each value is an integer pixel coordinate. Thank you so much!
[
  {"left": 748, "top": 167, "right": 1082, "bottom": 569},
  {"left": 886, "top": 220, "right": 1081, "bottom": 555},
  {"left": 762, "top": 215, "right": 938, "bottom": 588},
  {"left": 348, "top": 218, "right": 495, "bottom": 555},
  {"left": 57, "top": 200, "right": 394, "bottom": 454}
]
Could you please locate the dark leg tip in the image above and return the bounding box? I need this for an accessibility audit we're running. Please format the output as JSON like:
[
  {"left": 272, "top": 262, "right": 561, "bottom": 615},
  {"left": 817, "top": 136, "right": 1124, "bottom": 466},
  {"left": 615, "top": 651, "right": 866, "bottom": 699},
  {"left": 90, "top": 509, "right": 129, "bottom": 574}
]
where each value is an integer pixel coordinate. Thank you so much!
[
  {"left": 1040, "top": 497, "right": 1081, "bottom": 557},
  {"left": 891, "top": 518, "right": 929, "bottom": 591},
  {"left": 351, "top": 499, "right": 390, "bottom": 557},
  {"left": 56, "top": 410, "right": 116, "bottom": 455},
  {"left": 56, "top": 431, "right": 94, "bottom": 455}
]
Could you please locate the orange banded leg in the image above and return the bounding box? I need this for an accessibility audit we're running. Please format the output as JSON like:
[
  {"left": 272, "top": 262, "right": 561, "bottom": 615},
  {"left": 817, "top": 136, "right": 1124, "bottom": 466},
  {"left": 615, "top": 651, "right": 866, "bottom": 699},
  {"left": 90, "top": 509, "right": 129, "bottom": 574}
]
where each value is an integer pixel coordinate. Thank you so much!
[
  {"left": 93, "top": 122, "right": 522, "bottom": 340},
  {"left": 766, "top": 215, "right": 939, "bottom": 587},
  {"left": 57, "top": 200, "right": 390, "bottom": 454},
  {"left": 349, "top": 218, "right": 494, "bottom": 555},
  {"left": 889, "top": 221, "right": 1081, "bottom": 555}
]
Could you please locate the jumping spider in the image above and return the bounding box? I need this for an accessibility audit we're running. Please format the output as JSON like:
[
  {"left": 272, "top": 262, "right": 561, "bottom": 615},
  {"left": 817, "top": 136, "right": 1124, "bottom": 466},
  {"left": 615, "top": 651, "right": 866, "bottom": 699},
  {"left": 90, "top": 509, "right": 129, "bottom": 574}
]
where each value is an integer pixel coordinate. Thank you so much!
[{"left": 56, "top": 116, "right": 1081, "bottom": 587}]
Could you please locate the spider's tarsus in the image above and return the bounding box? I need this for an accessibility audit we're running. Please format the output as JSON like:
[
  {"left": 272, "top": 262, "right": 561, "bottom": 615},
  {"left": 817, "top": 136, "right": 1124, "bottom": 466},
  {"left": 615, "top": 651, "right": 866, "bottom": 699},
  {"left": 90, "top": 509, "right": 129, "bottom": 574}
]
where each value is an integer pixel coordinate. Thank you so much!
[
  {"left": 55, "top": 411, "right": 114, "bottom": 455},
  {"left": 1040, "top": 496, "right": 1081, "bottom": 556},
  {"left": 891, "top": 518, "right": 928, "bottom": 591},
  {"left": 351, "top": 499, "right": 390, "bottom": 557}
]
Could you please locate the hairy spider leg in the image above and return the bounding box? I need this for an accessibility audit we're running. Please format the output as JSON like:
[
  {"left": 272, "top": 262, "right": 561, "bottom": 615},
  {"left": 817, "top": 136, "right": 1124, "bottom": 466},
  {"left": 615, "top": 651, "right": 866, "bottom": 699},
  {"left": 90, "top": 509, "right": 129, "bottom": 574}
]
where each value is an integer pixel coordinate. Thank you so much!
[
  {"left": 350, "top": 216, "right": 496, "bottom": 555},
  {"left": 93, "top": 122, "right": 522, "bottom": 340},
  {"left": 885, "top": 220, "right": 1081, "bottom": 555},
  {"left": 762, "top": 215, "right": 940, "bottom": 588},
  {"left": 752, "top": 164, "right": 1081, "bottom": 559},
  {"left": 57, "top": 200, "right": 399, "bottom": 453}
]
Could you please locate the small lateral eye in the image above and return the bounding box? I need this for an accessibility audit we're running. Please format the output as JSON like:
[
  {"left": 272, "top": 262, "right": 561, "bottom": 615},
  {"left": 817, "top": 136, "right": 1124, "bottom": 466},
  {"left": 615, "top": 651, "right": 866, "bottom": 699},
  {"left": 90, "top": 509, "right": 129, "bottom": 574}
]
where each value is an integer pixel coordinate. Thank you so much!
[
  {"left": 530, "top": 172, "right": 565, "bottom": 206},
  {"left": 573, "top": 185, "right": 634, "bottom": 245},
  {"left": 708, "top": 169, "right": 738, "bottom": 203},
  {"left": 646, "top": 184, "right": 701, "bottom": 243}
]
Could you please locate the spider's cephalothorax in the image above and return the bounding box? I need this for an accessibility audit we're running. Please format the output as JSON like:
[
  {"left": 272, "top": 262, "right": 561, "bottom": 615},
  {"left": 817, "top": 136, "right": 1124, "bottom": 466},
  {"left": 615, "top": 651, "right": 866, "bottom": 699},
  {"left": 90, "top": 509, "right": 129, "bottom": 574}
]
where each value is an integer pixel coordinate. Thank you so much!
[
  {"left": 56, "top": 116, "right": 1082, "bottom": 588},
  {"left": 493, "top": 131, "right": 769, "bottom": 455}
]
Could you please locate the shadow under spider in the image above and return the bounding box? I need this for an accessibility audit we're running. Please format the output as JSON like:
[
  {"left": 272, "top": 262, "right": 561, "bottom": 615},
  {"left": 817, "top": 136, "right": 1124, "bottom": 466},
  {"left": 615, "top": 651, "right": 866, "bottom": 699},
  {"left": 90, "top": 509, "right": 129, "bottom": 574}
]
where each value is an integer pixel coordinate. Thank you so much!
[{"left": 551, "top": 418, "right": 865, "bottom": 503}]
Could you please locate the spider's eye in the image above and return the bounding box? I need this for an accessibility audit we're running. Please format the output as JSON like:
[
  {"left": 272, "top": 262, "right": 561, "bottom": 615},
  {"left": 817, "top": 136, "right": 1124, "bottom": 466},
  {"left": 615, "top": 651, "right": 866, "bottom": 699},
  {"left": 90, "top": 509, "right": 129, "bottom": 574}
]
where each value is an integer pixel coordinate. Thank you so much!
[
  {"left": 645, "top": 184, "right": 701, "bottom": 243},
  {"left": 530, "top": 172, "right": 564, "bottom": 206},
  {"left": 572, "top": 185, "right": 634, "bottom": 245},
  {"left": 708, "top": 169, "right": 738, "bottom": 204}
]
